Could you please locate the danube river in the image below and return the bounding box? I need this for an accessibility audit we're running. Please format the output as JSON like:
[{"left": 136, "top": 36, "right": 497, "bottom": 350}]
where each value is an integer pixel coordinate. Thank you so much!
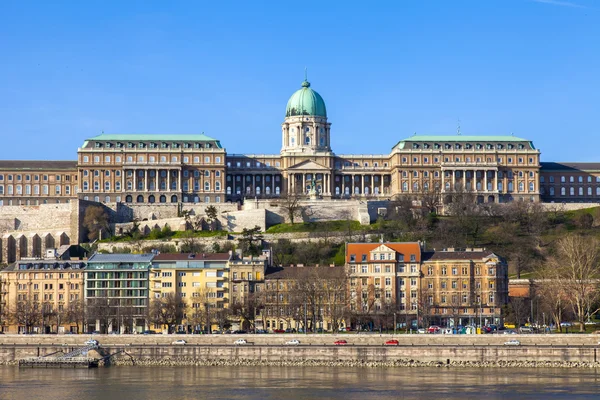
[{"left": 2, "top": 366, "right": 600, "bottom": 399}]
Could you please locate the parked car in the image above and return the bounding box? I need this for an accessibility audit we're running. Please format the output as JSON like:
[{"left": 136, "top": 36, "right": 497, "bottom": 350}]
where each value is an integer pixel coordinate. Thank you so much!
[
  {"left": 385, "top": 339, "right": 399, "bottom": 346},
  {"left": 143, "top": 330, "right": 157, "bottom": 335},
  {"left": 84, "top": 339, "right": 99, "bottom": 346},
  {"left": 503, "top": 330, "right": 518, "bottom": 335},
  {"left": 428, "top": 325, "right": 441, "bottom": 334},
  {"left": 519, "top": 326, "right": 533, "bottom": 333},
  {"left": 172, "top": 339, "right": 186, "bottom": 345},
  {"left": 272, "top": 329, "right": 285, "bottom": 334},
  {"left": 560, "top": 322, "right": 573, "bottom": 327},
  {"left": 334, "top": 340, "right": 348, "bottom": 345},
  {"left": 285, "top": 339, "right": 300, "bottom": 345},
  {"left": 234, "top": 339, "right": 247, "bottom": 345},
  {"left": 481, "top": 326, "right": 492, "bottom": 334},
  {"left": 211, "top": 330, "right": 222, "bottom": 335},
  {"left": 504, "top": 340, "right": 521, "bottom": 346},
  {"left": 417, "top": 328, "right": 426, "bottom": 334}
]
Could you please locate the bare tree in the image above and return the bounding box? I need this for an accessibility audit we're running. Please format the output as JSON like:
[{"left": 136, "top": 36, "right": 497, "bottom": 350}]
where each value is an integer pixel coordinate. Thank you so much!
[
  {"left": 179, "top": 230, "right": 207, "bottom": 254},
  {"left": 280, "top": 188, "right": 305, "bottom": 224},
  {"left": 148, "top": 293, "right": 185, "bottom": 333},
  {"left": 83, "top": 205, "right": 111, "bottom": 241},
  {"left": 87, "top": 295, "right": 116, "bottom": 334},
  {"left": 66, "top": 298, "right": 86, "bottom": 333},
  {"left": 551, "top": 235, "right": 600, "bottom": 332},
  {"left": 11, "top": 297, "right": 41, "bottom": 333}
]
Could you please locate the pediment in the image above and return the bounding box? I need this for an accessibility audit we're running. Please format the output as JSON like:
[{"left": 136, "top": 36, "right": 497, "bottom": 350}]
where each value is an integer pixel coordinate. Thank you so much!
[{"left": 288, "top": 160, "right": 330, "bottom": 171}]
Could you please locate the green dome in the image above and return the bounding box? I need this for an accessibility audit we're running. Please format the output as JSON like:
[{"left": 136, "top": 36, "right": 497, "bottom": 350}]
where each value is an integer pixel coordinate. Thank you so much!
[{"left": 285, "top": 80, "right": 327, "bottom": 118}]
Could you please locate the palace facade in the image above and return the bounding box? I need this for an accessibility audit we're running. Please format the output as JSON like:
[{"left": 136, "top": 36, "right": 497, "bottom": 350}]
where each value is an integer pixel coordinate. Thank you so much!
[{"left": 0, "top": 78, "right": 598, "bottom": 207}]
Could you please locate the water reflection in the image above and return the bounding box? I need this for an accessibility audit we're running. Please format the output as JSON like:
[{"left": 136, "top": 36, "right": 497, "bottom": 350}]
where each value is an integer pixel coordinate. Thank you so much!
[{"left": 2, "top": 366, "right": 600, "bottom": 399}]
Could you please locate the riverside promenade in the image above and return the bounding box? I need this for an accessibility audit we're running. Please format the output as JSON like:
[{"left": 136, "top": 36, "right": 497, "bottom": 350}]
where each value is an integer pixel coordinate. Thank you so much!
[{"left": 1, "top": 334, "right": 600, "bottom": 367}]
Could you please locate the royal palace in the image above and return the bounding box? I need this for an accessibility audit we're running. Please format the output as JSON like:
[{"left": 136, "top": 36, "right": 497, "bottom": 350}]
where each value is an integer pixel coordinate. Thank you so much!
[{"left": 0, "top": 78, "right": 597, "bottom": 208}]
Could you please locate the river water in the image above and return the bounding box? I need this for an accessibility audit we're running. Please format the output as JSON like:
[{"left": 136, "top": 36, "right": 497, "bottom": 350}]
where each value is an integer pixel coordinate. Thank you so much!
[{"left": 1, "top": 366, "right": 600, "bottom": 399}]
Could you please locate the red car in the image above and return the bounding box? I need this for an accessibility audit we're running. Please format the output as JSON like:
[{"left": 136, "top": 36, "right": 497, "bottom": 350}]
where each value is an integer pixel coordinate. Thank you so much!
[
  {"left": 385, "top": 339, "right": 399, "bottom": 346},
  {"left": 334, "top": 340, "right": 348, "bottom": 345},
  {"left": 428, "top": 325, "right": 441, "bottom": 334},
  {"left": 272, "top": 329, "right": 285, "bottom": 334}
]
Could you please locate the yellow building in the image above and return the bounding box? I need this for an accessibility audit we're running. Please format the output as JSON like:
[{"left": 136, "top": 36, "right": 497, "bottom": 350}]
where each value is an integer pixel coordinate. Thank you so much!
[
  {"left": 0, "top": 258, "right": 85, "bottom": 333},
  {"left": 150, "top": 252, "right": 231, "bottom": 332},
  {"left": 421, "top": 248, "right": 508, "bottom": 328}
]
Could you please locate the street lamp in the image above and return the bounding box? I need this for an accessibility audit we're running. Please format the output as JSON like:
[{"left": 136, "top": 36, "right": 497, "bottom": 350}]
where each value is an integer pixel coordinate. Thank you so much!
[{"left": 393, "top": 312, "right": 397, "bottom": 337}]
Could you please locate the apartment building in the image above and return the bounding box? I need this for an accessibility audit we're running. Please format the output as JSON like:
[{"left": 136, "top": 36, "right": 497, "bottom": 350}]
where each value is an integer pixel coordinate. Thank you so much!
[
  {"left": 421, "top": 249, "right": 508, "bottom": 327},
  {"left": 84, "top": 253, "right": 152, "bottom": 333},
  {"left": 0, "top": 258, "right": 85, "bottom": 333},
  {"left": 150, "top": 252, "right": 230, "bottom": 332},
  {"left": 346, "top": 242, "right": 422, "bottom": 324},
  {"left": 261, "top": 265, "right": 347, "bottom": 332}
]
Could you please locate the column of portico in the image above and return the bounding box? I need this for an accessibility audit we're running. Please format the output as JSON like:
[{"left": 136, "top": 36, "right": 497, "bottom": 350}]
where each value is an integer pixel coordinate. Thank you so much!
[
  {"left": 271, "top": 174, "right": 275, "bottom": 195},
  {"left": 452, "top": 170, "right": 456, "bottom": 190},
  {"left": 133, "top": 170, "right": 138, "bottom": 192},
  {"left": 351, "top": 175, "right": 355, "bottom": 196},
  {"left": 380, "top": 175, "right": 384, "bottom": 196},
  {"left": 371, "top": 174, "right": 375, "bottom": 195},
  {"left": 121, "top": 170, "right": 125, "bottom": 194},
  {"left": 178, "top": 170, "right": 181, "bottom": 192},
  {"left": 361, "top": 175, "right": 365, "bottom": 195},
  {"left": 484, "top": 170, "right": 488, "bottom": 192},
  {"left": 144, "top": 169, "right": 148, "bottom": 192},
  {"left": 302, "top": 174, "right": 306, "bottom": 194}
]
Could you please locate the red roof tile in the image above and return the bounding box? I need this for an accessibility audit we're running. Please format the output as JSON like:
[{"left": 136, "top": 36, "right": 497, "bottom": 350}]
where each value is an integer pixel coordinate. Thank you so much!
[{"left": 346, "top": 242, "right": 421, "bottom": 263}]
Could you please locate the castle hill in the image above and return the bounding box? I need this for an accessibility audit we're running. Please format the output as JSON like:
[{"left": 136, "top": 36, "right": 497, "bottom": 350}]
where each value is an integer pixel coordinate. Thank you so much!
[{"left": 1, "top": 78, "right": 600, "bottom": 369}]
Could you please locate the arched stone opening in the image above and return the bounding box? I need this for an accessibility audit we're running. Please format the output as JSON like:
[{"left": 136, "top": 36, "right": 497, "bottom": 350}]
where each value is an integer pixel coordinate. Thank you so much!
[
  {"left": 30, "top": 234, "right": 42, "bottom": 258},
  {"left": 43, "top": 233, "right": 55, "bottom": 251},
  {"left": 137, "top": 195, "right": 144, "bottom": 203},
  {"left": 16, "top": 235, "right": 27, "bottom": 259},
  {"left": 5, "top": 236, "right": 16, "bottom": 264},
  {"left": 58, "top": 232, "right": 70, "bottom": 246}
]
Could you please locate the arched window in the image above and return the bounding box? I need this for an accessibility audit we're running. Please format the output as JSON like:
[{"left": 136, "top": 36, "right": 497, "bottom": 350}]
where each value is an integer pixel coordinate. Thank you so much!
[
  {"left": 104, "top": 196, "right": 110, "bottom": 202},
  {"left": 529, "top": 182, "right": 534, "bottom": 192},
  {"left": 518, "top": 182, "right": 524, "bottom": 192},
  {"left": 569, "top": 187, "right": 574, "bottom": 196},
  {"left": 115, "top": 182, "right": 121, "bottom": 191},
  {"left": 561, "top": 187, "right": 566, "bottom": 196},
  {"left": 148, "top": 195, "right": 155, "bottom": 203},
  {"left": 305, "top": 136, "right": 310, "bottom": 145},
  {"left": 171, "top": 195, "right": 178, "bottom": 203},
  {"left": 215, "top": 182, "right": 221, "bottom": 191},
  {"left": 160, "top": 195, "right": 166, "bottom": 203},
  {"left": 204, "top": 182, "right": 210, "bottom": 191},
  {"left": 275, "top": 186, "right": 280, "bottom": 195},
  {"left": 105, "top": 182, "right": 110, "bottom": 191},
  {"left": 402, "top": 182, "right": 408, "bottom": 192},
  {"left": 588, "top": 187, "right": 592, "bottom": 196},
  {"left": 579, "top": 187, "right": 583, "bottom": 196},
  {"left": 125, "top": 195, "right": 132, "bottom": 203},
  {"left": 136, "top": 195, "right": 144, "bottom": 203},
  {"left": 549, "top": 187, "right": 555, "bottom": 196},
  {"left": 227, "top": 186, "right": 232, "bottom": 194}
]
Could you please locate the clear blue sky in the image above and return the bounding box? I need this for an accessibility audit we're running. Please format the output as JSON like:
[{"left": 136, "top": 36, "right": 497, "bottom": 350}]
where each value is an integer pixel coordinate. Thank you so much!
[{"left": 0, "top": 0, "right": 598, "bottom": 162}]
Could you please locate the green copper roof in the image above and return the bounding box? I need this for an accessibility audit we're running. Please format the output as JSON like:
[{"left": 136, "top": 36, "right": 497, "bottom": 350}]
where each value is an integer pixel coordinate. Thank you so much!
[
  {"left": 393, "top": 134, "right": 535, "bottom": 150},
  {"left": 401, "top": 134, "right": 530, "bottom": 142},
  {"left": 88, "top": 133, "right": 218, "bottom": 141},
  {"left": 285, "top": 80, "right": 327, "bottom": 118}
]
